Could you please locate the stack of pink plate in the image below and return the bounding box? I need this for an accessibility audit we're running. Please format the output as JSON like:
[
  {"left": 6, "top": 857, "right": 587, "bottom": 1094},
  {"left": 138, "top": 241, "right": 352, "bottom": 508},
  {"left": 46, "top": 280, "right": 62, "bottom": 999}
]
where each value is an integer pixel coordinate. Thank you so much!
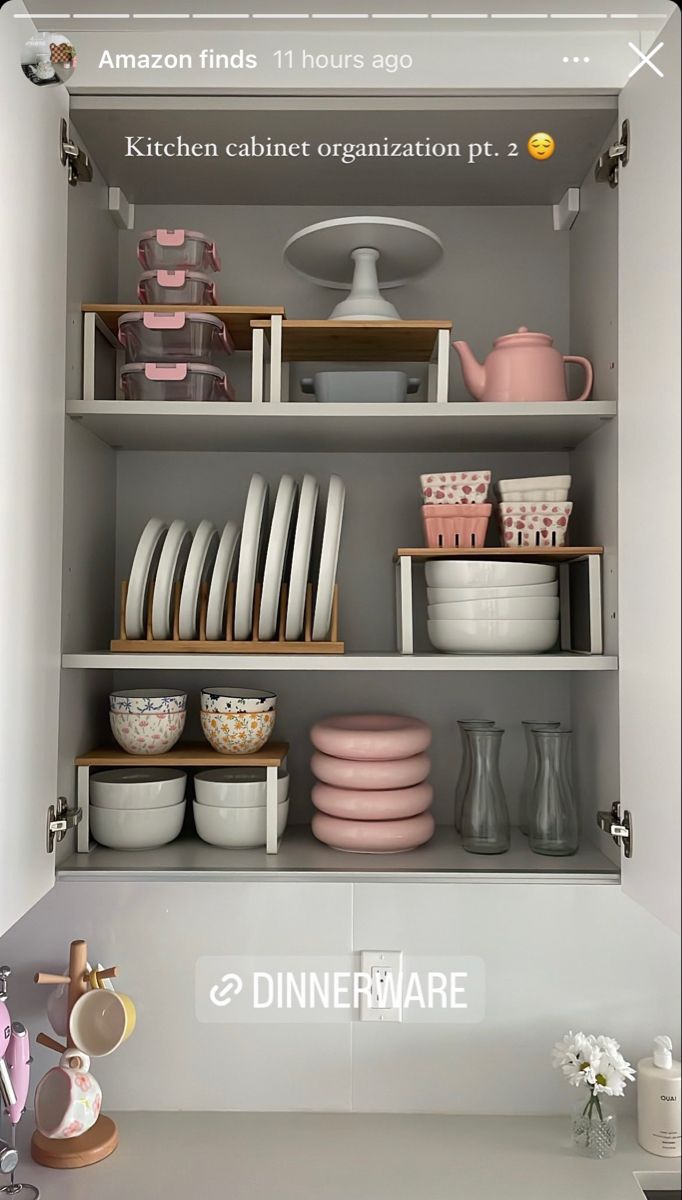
[{"left": 310, "top": 715, "right": 435, "bottom": 853}]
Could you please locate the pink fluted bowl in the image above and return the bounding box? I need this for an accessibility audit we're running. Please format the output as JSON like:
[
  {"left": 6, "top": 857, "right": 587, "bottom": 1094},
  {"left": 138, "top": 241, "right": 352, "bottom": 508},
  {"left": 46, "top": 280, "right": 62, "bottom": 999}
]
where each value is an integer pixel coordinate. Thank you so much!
[
  {"left": 312, "top": 780, "right": 433, "bottom": 821},
  {"left": 310, "top": 714, "right": 431, "bottom": 761},
  {"left": 312, "top": 810, "right": 435, "bottom": 853},
  {"left": 311, "top": 751, "right": 430, "bottom": 791}
]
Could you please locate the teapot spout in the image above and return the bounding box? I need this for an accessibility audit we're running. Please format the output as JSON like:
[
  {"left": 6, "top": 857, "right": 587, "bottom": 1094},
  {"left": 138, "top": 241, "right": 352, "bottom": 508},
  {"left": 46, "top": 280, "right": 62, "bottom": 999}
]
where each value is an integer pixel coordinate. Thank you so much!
[{"left": 452, "top": 340, "right": 485, "bottom": 401}]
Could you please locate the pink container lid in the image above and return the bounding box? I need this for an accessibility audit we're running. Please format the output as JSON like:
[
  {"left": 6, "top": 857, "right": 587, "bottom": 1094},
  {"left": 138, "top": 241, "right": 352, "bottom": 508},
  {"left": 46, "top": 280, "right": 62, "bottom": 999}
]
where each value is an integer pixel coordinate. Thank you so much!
[
  {"left": 139, "top": 269, "right": 215, "bottom": 287},
  {"left": 119, "top": 310, "right": 224, "bottom": 329},
  {"left": 121, "top": 362, "right": 225, "bottom": 380},
  {"left": 140, "top": 228, "right": 212, "bottom": 246},
  {"left": 310, "top": 714, "right": 432, "bottom": 761},
  {"left": 312, "top": 780, "right": 433, "bottom": 821}
]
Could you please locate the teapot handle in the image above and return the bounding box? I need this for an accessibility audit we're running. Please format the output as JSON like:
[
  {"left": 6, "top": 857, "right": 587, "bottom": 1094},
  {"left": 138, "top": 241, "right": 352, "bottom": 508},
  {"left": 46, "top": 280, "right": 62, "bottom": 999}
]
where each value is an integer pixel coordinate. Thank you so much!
[{"left": 563, "top": 356, "right": 593, "bottom": 402}]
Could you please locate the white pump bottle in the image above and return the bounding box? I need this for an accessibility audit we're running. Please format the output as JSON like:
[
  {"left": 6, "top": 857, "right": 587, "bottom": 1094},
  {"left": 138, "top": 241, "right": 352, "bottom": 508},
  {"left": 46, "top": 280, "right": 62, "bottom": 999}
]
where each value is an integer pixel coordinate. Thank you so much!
[{"left": 637, "top": 1036, "right": 681, "bottom": 1157}]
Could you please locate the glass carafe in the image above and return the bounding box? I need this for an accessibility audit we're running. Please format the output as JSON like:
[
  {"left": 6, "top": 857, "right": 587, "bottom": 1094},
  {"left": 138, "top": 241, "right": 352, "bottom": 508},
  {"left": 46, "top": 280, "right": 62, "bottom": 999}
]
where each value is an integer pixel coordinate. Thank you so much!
[
  {"left": 453, "top": 719, "right": 495, "bottom": 832},
  {"left": 460, "top": 727, "right": 510, "bottom": 854},
  {"left": 528, "top": 729, "right": 579, "bottom": 856},
  {"left": 518, "top": 720, "right": 561, "bottom": 835}
]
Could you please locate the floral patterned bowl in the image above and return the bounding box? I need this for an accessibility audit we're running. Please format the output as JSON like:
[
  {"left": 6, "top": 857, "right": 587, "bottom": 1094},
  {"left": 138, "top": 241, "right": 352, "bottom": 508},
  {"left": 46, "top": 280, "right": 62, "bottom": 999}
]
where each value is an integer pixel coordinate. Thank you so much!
[
  {"left": 200, "top": 709, "right": 275, "bottom": 755},
  {"left": 110, "top": 709, "right": 186, "bottom": 755},
  {"left": 110, "top": 689, "right": 187, "bottom": 715},
  {"left": 200, "top": 687, "right": 277, "bottom": 715}
]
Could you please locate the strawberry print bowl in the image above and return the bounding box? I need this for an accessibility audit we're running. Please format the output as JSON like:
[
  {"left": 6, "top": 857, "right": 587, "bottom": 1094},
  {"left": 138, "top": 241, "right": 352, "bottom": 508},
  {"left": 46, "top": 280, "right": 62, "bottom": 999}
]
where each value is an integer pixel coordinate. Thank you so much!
[
  {"left": 498, "top": 501, "right": 573, "bottom": 548},
  {"left": 200, "top": 709, "right": 276, "bottom": 755},
  {"left": 110, "top": 708, "right": 186, "bottom": 755},
  {"left": 420, "top": 470, "right": 491, "bottom": 505}
]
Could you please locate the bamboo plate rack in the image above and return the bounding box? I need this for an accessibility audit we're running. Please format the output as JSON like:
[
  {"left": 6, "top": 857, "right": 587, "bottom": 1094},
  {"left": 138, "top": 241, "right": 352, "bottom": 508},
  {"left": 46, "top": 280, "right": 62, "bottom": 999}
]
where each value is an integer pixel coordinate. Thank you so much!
[
  {"left": 111, "top": 579, "right": 344, "bottom": 654},
  {"left": 31, "top": 939, "right": 120, "bottom": 1169}
]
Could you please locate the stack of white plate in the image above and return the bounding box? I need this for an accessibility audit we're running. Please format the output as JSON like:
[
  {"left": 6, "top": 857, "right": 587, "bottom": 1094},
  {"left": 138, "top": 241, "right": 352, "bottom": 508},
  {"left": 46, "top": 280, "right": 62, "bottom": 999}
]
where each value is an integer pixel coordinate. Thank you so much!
[
  {"left": 122, "top": 473, "right": 345, "bottom": 644},
  {"left": 426, "top": 561, "right": 560, "bottom": 654}
]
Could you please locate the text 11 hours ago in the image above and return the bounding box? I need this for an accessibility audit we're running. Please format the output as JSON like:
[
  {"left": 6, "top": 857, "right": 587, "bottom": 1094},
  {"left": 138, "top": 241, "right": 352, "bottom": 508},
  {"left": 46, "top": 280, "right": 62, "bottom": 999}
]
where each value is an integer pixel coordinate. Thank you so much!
[{"left": 273, "top": 49, "right": 414, "bottom": 75}]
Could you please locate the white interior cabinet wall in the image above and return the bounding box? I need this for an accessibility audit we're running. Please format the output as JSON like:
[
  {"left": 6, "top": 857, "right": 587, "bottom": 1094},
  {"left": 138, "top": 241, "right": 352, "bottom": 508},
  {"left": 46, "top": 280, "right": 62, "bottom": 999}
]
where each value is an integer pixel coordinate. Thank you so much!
[{"left": 116, "top": 204, "right": 571, "bottom": 403}]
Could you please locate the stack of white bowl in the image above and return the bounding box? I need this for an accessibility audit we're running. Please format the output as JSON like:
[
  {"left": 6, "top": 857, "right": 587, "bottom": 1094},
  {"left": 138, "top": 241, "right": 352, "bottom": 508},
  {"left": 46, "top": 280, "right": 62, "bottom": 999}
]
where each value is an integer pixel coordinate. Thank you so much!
[
  {"left": 193, "top": 766, "right": 290, "bottom": 848},
  {"left": 90, "top": 767, "right": 187, "bottom": 849},
  {"left": 200, "top": 687, "right": 277, "bottom": 754},
  {"left": 426, "top": 560, "right": 560, "bottom": 654}
]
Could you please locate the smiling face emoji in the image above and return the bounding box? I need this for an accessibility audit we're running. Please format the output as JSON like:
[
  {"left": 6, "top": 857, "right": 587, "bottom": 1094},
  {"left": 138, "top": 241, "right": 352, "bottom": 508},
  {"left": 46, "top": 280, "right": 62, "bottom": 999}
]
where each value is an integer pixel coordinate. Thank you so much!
[{"left": 527, "top": 132, "right": 556, "bottom": 161}]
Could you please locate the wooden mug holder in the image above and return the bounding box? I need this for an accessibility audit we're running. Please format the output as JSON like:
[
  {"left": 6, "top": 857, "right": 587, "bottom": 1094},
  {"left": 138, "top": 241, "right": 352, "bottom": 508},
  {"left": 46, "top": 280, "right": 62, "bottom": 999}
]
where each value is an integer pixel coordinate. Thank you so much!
[
  {"left": 31, "top": 939, "right": 120, "bottom": 1169},
  {"left": 110, "top": 577, "right": 344, "bottom": 653}
]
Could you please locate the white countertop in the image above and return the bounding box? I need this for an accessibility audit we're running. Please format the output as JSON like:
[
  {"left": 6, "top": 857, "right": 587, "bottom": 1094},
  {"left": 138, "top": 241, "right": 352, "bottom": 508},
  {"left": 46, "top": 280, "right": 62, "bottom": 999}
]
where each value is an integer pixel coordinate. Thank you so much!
[{"left": 12, "top": 1113, "right": 680, "bottom": 1199}]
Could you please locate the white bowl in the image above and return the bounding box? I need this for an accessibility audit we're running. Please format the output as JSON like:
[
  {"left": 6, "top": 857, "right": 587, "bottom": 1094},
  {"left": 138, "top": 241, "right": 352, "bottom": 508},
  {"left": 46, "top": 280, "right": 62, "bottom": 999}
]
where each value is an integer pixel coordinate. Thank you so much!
[
  {"left": 426, "top": 582, "right": 558, "bottom": 603},
  {"left": 193, "top": 799, "right": 289, "bottom": 848},
  {"left": 109, "top": 689, "right": 187, "bottom": 714},
  {"left": 427, "top": 597, "right": 560, "bottom": 621},
  {"left": 90, "top": 767, "right": 186, "bottom": 810},
  {"left": 110, "top": 710, "right": 186, "bottom": 755},
  {"left": 200, "top": 687, "right": 277, "bottom": 714},
  {"left": 496, "top": 474, "right": 571, "bottom": 502},
  {"left": 90, "top": 801, "right": 186, "bottom": 849},
  {"left": 194, "top": 768, "right": 289, "bottom": 809},
  {"left": 427, "top": 618, "right": 559, "bottom": 654},
  {"left": 424, "top": 561, "right": 557, "bottom": 589}
]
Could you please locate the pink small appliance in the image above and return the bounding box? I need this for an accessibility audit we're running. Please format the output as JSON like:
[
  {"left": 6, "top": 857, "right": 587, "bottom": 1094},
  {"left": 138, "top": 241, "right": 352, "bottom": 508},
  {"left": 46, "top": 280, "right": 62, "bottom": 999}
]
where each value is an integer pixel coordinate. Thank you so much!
[{"left": 0, "top": 968, "right": 39, "bottom": 1199}]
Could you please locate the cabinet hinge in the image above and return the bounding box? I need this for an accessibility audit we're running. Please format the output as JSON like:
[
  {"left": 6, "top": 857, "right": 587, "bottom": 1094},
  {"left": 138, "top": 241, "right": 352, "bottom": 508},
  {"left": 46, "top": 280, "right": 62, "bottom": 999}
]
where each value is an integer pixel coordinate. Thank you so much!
[
  {"left": 60, "top": 118, "right": 93, "bottom": 187},
  {"left": 594, "top": 119, "right": 630, "bottom": 189},
  {"left": 47, "top": 796, "right": 82, "bottom": 853},
  {"left": 596, "top": 801, "right": 633, "bottom": 858}
]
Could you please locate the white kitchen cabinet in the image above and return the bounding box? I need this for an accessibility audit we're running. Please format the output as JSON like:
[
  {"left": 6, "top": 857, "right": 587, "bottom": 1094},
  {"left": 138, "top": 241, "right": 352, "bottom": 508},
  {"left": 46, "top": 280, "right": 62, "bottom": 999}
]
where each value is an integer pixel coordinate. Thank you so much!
[{"left": 0, "top": 6, "right": 679, "bottom": 937}]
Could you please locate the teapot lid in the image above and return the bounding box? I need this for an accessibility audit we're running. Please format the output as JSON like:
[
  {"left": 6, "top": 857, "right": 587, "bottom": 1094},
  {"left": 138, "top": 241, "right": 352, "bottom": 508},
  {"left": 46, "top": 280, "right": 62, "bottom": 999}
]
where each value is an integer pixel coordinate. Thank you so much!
[{"left": 494, "top": 326, "right": 554, "bottom": 348}]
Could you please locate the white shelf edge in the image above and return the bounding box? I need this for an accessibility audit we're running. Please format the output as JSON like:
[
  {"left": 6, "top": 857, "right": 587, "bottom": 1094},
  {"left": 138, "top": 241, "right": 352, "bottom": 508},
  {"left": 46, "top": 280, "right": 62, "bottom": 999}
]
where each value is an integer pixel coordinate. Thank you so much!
[
  {"left": 62, "top": 653, "right": 619, "bottom": 672},
  {"left": 66, "top": 401, "right": 618, "bottom": 420},
  {"left": 56, "top": 864, "right": 621, "bottom": 884}
]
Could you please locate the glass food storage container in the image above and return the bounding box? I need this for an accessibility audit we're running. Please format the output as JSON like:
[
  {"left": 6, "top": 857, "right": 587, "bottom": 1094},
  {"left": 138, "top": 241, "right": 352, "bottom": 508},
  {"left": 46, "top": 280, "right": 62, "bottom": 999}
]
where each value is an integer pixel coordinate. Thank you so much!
[
  {"left": 120, "top": 362, "right": 236, "bottom": 403},
  {"left": 137, "top": 229, "right": 221, "bottom": 272},
  {"left": 118, "top": 311, "right": 233, "bottom": 362},
  {"left": 137, "top": 270, "right": 218, "bottom": 305}
]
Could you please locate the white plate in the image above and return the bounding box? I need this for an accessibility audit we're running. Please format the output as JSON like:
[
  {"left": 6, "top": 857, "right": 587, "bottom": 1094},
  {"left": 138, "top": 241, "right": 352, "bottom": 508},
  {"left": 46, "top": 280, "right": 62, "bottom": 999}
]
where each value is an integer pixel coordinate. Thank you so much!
[
  {"left": 312, "top": 475, "right": 346, "bottom": 641},
  {"left": 151, "top": 519, "right": 192, "bottom": 640},
  {"left": 206, "top": 521, "right": 241, "bottom": 640},
  {"left": 125, "top": 517, "right": 168, "bottom": 639},
  {"left": 178, "top": 519, "right": 218, "bottom": 640},
  {"left": 426, "top": 582, "right": 558, "bottom": 603},
  {"left": 258, "top": 475, "right": 298, "bottom": 640},
  {"left": 424, "top": 560, "right": 557, "bottom": 589},
  {"left": 286, "top": 474, "right": 319, "bottom": 640},
  {"left": 234, "top": 474, "right": 269, "bottom": 640}
]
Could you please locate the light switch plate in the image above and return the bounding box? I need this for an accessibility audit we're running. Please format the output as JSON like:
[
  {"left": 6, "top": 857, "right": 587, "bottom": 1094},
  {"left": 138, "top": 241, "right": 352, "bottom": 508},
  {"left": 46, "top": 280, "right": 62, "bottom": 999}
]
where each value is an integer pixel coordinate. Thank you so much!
[{"left": 359, "top": 950, "right": 403, "bottom": 1022}]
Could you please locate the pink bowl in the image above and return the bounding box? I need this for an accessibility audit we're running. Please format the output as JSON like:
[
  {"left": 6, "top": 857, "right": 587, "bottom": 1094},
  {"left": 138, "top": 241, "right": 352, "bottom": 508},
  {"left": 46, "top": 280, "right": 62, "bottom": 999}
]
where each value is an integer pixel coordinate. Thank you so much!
[
  {"left": 310, "top": 714, "right": 431, "bottom": 761},
  {"left": 312, "top": 780, "right": 433, "bottom": 821},
  {"left": 312, "top": 810, "right": 435, "bottom": 853},
  {"left": 311, "top": 751, "right": 430, "bottom": 791}
]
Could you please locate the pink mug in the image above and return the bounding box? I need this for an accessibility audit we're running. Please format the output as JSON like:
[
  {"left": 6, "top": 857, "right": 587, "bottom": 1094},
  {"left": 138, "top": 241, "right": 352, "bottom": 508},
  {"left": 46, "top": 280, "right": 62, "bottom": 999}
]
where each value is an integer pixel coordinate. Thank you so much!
[{"left": 34, "top": 1051, "right": 102, "bottom": 1140}]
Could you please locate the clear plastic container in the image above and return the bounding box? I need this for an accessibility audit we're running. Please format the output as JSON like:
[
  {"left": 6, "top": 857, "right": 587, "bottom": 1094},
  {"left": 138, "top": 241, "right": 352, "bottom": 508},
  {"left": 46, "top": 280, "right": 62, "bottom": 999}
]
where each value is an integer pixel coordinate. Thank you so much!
[
  {"left": 118, "top": 311, "right": 233, "bottom": 362},
  {"left": 120, "top": 362, "right": 236, "bottom": 403},
  {"left": 137, "top": 229, "right": 221, "bottom": 272},
  {"left": 137, "top": 270, "right": 218, "bottom": 305}
]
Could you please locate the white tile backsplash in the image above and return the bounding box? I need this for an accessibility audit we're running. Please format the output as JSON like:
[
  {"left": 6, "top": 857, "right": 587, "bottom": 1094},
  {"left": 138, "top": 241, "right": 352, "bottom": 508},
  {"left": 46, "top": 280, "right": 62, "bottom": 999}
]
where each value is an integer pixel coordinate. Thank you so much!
[{"left": 0, "top": 880, "right": 678, "bottom": 1113}]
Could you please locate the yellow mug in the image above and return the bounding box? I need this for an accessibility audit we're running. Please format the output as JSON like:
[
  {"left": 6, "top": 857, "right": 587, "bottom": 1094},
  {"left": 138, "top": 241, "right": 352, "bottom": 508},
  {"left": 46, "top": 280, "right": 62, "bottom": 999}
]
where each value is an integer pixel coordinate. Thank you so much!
[{"left": 70, "top": 985, "right": 136, "bottom": 1057}]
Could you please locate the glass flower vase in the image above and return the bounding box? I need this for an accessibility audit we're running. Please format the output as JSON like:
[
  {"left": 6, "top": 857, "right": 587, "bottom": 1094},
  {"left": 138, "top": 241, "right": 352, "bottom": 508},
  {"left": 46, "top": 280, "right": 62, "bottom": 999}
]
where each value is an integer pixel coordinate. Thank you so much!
[
  {"left": 453, "top": 718, "right": 495, "bottom": 832},
  {"left": 571, "top": 1093, "right": 618, "bottom": 1159},
  {"left": 460, "top": 727, "right": 510, "bottom": 854}
]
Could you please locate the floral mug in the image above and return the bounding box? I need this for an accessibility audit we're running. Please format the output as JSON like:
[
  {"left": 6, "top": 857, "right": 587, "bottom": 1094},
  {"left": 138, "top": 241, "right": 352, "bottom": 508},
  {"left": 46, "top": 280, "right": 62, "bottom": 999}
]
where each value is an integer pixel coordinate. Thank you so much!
[{"left": 34, "top": 1051, "right": 102, "bottom": 1139}]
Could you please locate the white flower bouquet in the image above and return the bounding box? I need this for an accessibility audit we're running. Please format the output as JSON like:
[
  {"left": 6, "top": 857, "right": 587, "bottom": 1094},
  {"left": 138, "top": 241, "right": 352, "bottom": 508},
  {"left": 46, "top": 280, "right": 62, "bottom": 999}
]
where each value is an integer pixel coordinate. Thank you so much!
[{"left": 553, "top": 1031, "right": 636, "bottom": 1156}]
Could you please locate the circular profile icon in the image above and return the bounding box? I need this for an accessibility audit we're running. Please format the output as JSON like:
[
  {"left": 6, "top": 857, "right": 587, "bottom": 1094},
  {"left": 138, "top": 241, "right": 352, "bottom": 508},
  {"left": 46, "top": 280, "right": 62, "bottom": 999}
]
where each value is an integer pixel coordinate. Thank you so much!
[{"left": 21, "top": 32, "right": 77, "bottom": 87}]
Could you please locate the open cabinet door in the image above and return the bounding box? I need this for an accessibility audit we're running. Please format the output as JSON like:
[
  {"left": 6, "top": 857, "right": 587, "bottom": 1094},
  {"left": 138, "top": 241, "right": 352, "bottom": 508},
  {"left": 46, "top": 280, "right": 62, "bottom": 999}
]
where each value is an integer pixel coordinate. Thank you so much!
[
  {"left": 618, "top": 11, "right": 681, "bottom": 932},
  {"left": 0, "top": 3, "right": 70, "bottom": 935}
]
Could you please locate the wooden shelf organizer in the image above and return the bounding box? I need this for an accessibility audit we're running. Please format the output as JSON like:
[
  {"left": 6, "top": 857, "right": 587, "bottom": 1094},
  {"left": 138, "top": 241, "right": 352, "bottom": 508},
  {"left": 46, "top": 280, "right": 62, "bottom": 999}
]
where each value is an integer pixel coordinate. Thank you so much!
[
  {"left": 394, "top": 546, "right": 604, "bottom": 656},
  {"left": 111, "top": 578, "right": 343, "bottom": 654},
  {"left": 75, "top": 742, "right": 290, "bottom": 855}
]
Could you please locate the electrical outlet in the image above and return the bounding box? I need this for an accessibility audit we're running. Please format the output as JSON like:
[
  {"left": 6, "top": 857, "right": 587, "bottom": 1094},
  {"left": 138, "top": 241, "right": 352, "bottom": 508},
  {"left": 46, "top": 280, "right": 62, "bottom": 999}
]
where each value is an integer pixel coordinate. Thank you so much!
[{"left": 359, "top": 950, "right": 403, "bottom": 1022}]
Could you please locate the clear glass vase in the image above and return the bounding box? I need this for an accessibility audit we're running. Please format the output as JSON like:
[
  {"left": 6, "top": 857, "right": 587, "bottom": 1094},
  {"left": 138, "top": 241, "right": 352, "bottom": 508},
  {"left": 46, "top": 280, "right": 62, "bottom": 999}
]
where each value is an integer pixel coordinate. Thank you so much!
[
  {"left": 453, "top": 719, "right": 495, "bottom": 833},
  {"left": 461, "top": 727, "right": 510, "bottom": 854},
  {"left": 571, "top": 1093, "right": 618, "bottom": 1158},
  {"left": 518, "top": 719, "right": 560, "bottom": 835},
  {"left": 528, "top": 729, "right": 579, "bottom": 856}
]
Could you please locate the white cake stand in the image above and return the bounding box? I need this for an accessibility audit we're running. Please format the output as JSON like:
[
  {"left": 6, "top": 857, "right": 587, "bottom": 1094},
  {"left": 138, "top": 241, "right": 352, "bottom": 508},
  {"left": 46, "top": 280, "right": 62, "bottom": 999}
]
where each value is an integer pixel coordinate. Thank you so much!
[{"left": 283, "top": 216, "right": 443, "bottom": 320}]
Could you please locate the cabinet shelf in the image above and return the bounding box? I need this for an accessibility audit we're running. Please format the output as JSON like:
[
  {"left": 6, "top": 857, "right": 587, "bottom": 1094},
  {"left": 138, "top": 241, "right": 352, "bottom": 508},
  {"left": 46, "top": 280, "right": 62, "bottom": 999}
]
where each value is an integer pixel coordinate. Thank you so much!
[
  {"left": 57, "top": 827, "right": 619, "bottom": 884},
  {"left": 66, "top": 400, "right": 616, "bottom": 452},
  {"left": 252, "top": 318, "right": 452, "bottom": 362},
  {"left": 63, "top": 652, "right": 618, "bottom": 671}
]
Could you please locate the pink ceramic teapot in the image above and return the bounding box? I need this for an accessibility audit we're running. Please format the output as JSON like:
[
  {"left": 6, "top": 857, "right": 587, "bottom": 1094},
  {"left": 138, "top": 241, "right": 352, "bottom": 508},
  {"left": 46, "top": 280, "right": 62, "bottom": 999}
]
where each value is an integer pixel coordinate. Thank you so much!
[{"left": 453, "top": 327, "right": 593, "bottom": 403}]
